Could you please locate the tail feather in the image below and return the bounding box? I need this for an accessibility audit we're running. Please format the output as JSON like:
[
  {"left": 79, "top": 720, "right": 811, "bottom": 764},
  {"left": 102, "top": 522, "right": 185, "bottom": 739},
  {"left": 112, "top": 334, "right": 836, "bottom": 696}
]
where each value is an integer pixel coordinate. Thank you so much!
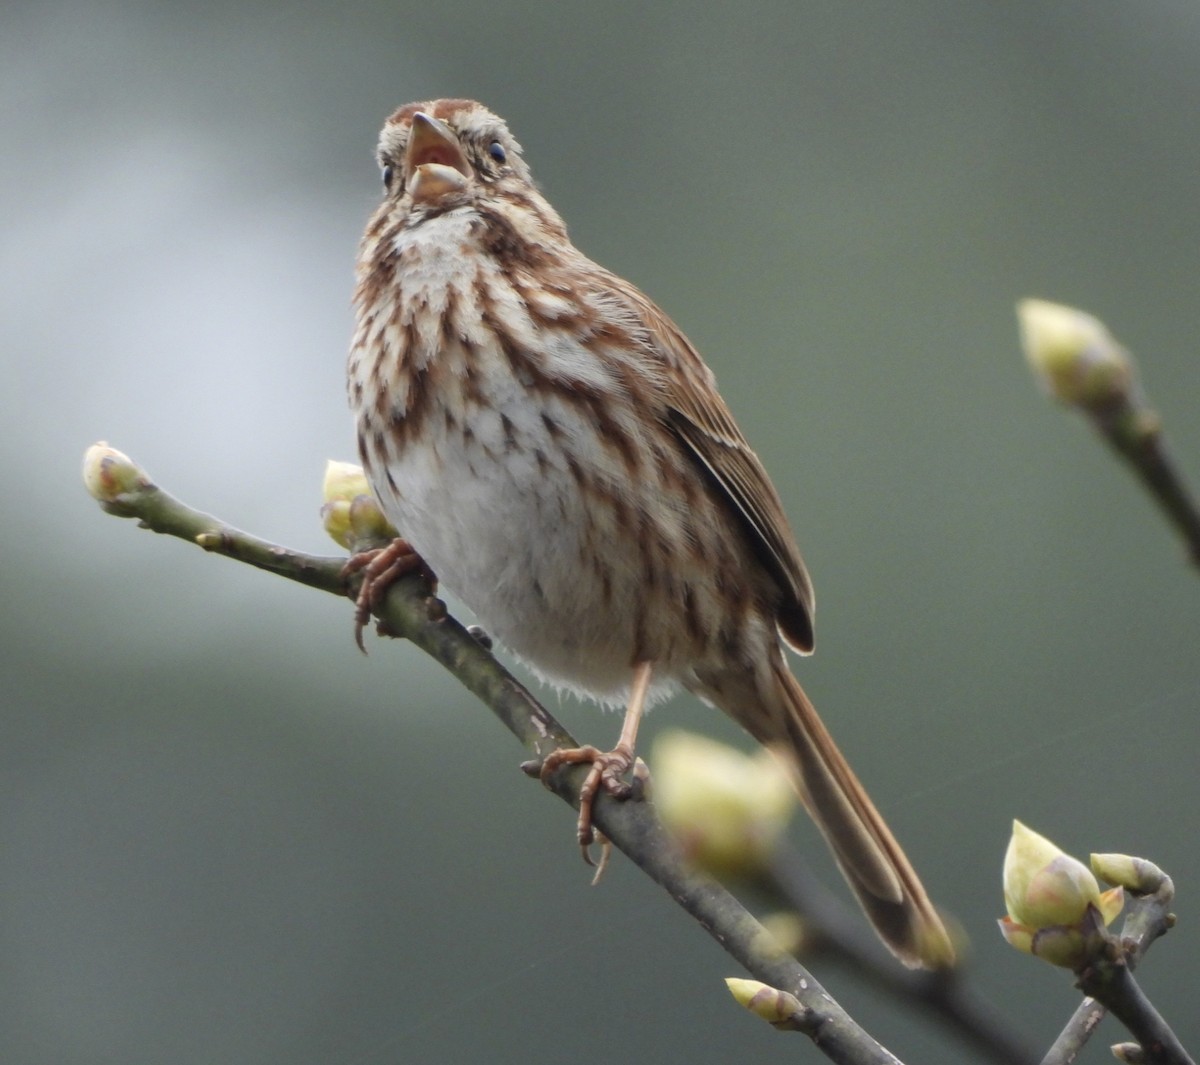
[{"left": 759, "top": 657, "right": 955, "bottom": 969}]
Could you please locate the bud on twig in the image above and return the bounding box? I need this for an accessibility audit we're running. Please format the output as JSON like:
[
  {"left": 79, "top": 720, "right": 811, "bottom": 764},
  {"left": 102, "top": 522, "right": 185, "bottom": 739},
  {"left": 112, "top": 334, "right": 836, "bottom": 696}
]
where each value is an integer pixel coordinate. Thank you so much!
[
  {"left": 1090, "top": 853, "right": 1168, "bottom": 897},
  {"left": 320, "top": 459, "right": 397, "bottom": 550},
  {"left": 1017, "top": 299, "right": 1133, "bottom": 411},
  {"left": 653, "top": 729, "right": 795, "bottom": 877},
  {"left": 999, "top": 820, "right": 1124, "bottom": 969},
  {"left": 724, "top": 978, "right": 807, "bottom": 1031},
  {"left": 82, "top": 442, "right": 152, "bottom": 516},
  {"left": 1016, "top": 300, "right": 1200, "bottom": 568}
]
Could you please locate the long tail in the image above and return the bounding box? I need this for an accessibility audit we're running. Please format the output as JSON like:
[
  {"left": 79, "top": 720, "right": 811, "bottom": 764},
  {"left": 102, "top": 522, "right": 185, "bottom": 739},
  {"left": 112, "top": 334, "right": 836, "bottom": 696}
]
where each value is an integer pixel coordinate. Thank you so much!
[{"left": 756, "top": 656, "right": 955, "bottom": 969}]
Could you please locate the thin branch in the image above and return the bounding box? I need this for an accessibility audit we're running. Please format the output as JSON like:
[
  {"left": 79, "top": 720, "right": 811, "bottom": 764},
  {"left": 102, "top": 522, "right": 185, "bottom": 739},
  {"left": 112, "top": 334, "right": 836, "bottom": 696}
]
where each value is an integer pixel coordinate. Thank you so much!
[
  {"left": 768, "top": 850, "right": 1036, "bottom": 1065},
  {"left": 83, "top": 444, "right": 904, "bottom": 1065},
  {"left": 1017, "top": 299, "right": 1200, "bottom": 568},
  {"left": 1041, "top": 998, "right": 1107, "bottom": 1065},
  {"left": 1042, "top": 860, "right": 1187, "bottom": 1065},
  {"left": 1089, "top": 400, "right": 1200, "bottom": 569},
  {"left": 1077, "top": 962, "right": 1192, "bottom": 1065}
]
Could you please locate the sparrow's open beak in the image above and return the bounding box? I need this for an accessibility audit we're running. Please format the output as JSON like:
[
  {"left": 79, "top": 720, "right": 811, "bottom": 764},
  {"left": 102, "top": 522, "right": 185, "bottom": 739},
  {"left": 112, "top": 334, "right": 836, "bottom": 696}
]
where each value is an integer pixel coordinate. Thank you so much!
[{"left": 405, "top": 112, "right": 471, "bottom": 204}]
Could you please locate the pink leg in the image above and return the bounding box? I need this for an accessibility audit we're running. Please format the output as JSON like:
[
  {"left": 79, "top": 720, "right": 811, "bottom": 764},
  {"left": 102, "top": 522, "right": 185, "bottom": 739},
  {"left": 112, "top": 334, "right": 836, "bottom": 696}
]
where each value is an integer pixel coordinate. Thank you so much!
[{"left": 539, "top": 661, "right": 654, "bottom": 871}]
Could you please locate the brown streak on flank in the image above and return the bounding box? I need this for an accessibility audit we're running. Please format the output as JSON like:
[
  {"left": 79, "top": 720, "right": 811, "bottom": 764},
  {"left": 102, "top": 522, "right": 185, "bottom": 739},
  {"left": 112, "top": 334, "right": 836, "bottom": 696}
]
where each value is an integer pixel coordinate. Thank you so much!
[
  {"left": 460, "top": 359, "right": 484, "bottom": 407},
  {"left": 370, "top": 355, "right": 391, "bottom": 420},
  {"left": 391, "top": 358, "right": 436, "bottom": 449},
  {"left": 681, "top": 585, "right": 704, "bottom": 644},
  {"left": 563, "top": 450, "right": 587, "bottom": 491},
  {"left": 369, "top": 427, "right": 389, "bottom": 464},
  {"left": 499, "top": 412, "right": 518, "bottom": 452},
  {"left": 605, "top": 484, "right": 632, "bottom": 535},
  {"left": 441, "top": 288, "right": 460, "bottom": 347}
]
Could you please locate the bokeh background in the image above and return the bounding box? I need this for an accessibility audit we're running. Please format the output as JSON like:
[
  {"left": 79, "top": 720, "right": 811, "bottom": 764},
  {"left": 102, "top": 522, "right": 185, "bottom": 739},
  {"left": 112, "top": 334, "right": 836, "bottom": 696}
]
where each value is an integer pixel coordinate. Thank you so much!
[{"left": 5, "top": 1, "right": 1199, "bottom": 1062}]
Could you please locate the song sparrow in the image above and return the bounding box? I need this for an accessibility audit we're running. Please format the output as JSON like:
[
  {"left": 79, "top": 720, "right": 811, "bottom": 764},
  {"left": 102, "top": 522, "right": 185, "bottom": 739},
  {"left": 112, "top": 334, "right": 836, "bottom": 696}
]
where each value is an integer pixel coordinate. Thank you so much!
[{"left": 347, "top": 99, "right": 953, "bottom": 968}]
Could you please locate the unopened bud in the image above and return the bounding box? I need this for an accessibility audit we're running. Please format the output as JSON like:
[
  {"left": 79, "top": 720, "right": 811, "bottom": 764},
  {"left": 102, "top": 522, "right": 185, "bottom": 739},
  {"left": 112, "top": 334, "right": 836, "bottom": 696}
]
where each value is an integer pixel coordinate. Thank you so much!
[
  {"left": 1090, "top": 853, "right": 1166, "bottom": 897},
  {"left": 1017, "top": 299, "right": 1133, "bottom": 409},
  {"left": 999, "top": 821, "right": 1123, "bottom": 968},
  {"left": 320, "top": 460, "right": 397, "bottom": 550},
  {"left": 82, "top": 442, "right": 151, "bottom": 515},
  {"left": 653, "top": 730, "right": 795, "bottom": 877},
  {"left": 724, "top": 978, "right": 806, "bottom": 1030}
]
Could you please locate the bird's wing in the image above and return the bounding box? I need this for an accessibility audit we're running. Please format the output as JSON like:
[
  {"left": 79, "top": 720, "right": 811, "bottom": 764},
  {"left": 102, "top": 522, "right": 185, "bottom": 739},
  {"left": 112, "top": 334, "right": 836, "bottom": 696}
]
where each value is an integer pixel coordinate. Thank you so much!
[{"left": 622, "top": 284, "right": 816, "bottom": 652}]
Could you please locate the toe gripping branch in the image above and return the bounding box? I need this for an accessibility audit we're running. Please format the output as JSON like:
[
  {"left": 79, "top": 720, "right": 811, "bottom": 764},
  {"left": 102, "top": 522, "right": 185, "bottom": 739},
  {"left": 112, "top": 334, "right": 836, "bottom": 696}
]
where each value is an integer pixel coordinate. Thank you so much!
[
  {"left": 532, "top": 661, "right": 654, "bottom": 880},
  {"left": 343, "top": 537, "right": 436, "bottom": 651}
]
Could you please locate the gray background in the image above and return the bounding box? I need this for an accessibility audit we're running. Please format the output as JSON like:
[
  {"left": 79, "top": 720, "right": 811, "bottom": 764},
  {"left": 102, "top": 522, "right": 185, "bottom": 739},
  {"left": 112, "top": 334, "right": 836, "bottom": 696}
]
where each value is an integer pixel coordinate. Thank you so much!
[{"left": 5, "top": 1, "right": 1199, "bottom": 1062}]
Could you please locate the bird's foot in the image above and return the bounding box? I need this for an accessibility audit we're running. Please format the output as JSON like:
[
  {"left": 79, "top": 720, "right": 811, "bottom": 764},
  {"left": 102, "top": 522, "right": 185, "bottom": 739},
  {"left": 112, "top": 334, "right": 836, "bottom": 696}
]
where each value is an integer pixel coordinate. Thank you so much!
[{"left": 342, "top": 537, "right": 435, "bottom": 651}]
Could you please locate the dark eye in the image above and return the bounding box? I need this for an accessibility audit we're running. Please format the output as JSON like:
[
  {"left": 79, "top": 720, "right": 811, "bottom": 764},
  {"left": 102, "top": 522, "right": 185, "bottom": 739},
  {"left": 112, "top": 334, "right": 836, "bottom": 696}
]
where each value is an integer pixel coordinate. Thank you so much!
[
  {"left": 381, "top": 163, "right": 394, "bottom": 189},
  {"left": 487, "top": 141, "right": 507, "bottom": 165}
]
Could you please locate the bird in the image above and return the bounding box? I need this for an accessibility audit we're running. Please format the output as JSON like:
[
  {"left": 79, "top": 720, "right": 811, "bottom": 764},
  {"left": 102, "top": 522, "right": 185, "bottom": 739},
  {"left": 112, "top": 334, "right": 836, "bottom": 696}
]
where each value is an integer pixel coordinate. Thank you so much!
[{"left": 346, "top": 98, "right": 953, "bottom": 969}]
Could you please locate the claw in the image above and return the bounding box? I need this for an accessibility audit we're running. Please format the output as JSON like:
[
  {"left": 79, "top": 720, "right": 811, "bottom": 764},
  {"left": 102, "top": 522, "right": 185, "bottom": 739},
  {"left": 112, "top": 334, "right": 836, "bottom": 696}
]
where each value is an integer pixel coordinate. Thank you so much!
[
  {"left": 540, "top": 742, "right": 636, "bottom": 861},
  {"left": 342, "top": 537, "right": 434, "bottom": 650},
  {"left": 535, "top": 661, "right": 654, "bottom": 882}
]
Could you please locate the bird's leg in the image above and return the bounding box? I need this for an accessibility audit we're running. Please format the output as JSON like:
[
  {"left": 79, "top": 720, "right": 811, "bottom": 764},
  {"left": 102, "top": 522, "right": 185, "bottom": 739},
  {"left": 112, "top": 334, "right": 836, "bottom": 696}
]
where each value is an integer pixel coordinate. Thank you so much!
[
  {"left": 539, "top": 661, "right": 654, "bottom": 869},
  {"left": 342, "top": 537, "right": 436, "bottom": 651}
]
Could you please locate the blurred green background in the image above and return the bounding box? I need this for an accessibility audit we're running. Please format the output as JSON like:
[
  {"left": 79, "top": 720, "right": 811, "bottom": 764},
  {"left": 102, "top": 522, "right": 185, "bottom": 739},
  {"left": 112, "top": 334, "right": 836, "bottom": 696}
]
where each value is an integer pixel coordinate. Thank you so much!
[{"left": 5, "top": 1, "right": 1199, "bottom": 1062}]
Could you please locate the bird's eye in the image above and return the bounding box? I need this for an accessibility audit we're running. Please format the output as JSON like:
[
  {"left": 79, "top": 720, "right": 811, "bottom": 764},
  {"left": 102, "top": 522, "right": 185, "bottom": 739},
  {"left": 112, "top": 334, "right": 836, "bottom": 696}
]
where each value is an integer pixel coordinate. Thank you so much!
[
  {"left": 381, "top": 164, "right": 395, "bottom": 189},
  {"left": 487, "top": 141, "right": 507, "bottom": 165}
]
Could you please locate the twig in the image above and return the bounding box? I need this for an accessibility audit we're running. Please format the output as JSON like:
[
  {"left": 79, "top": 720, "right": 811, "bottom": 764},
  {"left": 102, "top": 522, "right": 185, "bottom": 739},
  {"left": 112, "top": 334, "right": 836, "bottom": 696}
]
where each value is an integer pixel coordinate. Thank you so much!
[
  {"left": 1042, "top": 860, "right": 1187, "bottom": 1065},
  {"left": 1077, "top": 961, "right": 1192, "bottom": 1065},
  {"left": 768, "top": 850, "right": 1036, "bottom": 1065},
  {"left": 1041, "top": 998, "right": 1106, "bottom": 1065},
  {"left": 83, "top": 444, "right": 904, "bottom": 1065},
  {"left": 1018, "top": 299, "right": 1200, "bottom": 567},
  {"left": 1089, "top": 400, "right": 1200, "bottom": 568}
]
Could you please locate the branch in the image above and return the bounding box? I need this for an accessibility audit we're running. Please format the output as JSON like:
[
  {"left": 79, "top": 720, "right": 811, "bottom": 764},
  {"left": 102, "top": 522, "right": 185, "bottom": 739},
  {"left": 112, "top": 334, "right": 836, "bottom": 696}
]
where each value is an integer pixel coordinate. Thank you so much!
[
  {"left": 1091, "top": 404, "right": 1200, "bottom": 567},
  {"left": 1041, "top": 857, "right": 1189, "bottom": 1065},
  {"left": 1018, "top": 299, "right": 1200, "bottom": 568},
  {"left": 83, "top": 443, "right": 904, "bottom": 1065},
  {"left": 768, "top": 849, "right": 1036, "bottom": 1065}
]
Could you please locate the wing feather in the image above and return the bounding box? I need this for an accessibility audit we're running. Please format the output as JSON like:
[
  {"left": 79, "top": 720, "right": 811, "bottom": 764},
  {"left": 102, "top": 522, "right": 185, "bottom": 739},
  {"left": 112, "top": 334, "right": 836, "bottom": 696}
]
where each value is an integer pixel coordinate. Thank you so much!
[{"left": 613, "top": 280, "right": 816, "bottom": 652}]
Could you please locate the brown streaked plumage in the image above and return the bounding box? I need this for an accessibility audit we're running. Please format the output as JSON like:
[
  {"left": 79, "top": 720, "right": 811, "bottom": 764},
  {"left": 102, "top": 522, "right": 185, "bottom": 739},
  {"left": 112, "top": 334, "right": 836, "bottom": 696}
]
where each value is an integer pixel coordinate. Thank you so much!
[{"left": 347, "top": 99, "right": 954, "bottom": 968}]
